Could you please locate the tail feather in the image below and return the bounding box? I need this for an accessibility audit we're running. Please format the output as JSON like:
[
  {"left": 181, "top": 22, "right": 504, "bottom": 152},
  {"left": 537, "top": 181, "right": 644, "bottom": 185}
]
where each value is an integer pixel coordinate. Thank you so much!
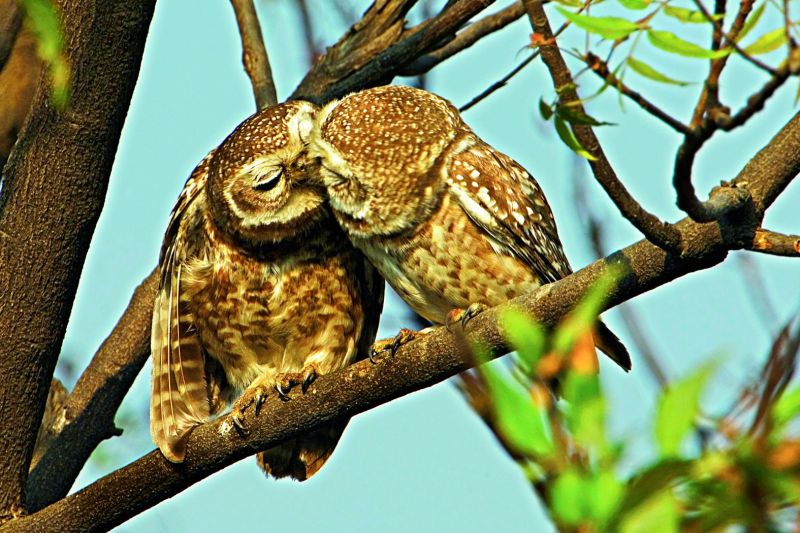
[
  {"left": 256, "top": 420, "right": 348, "bottom": 481},
  {"left": 594, "top": 320, "right": 632, "bottom": 372}
]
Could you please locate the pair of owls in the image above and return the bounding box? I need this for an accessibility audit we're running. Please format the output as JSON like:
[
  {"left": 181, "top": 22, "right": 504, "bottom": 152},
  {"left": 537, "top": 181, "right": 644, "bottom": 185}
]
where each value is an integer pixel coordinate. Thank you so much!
[{"left": 150, "top": 85, "right": 630, "bottom": 481}]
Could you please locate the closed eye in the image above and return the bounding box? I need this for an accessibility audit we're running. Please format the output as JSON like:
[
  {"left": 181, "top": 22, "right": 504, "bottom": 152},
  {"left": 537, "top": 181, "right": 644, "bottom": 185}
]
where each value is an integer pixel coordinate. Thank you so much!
[{"left": 253, "top": 168, "right": 283, "bottom": 192}]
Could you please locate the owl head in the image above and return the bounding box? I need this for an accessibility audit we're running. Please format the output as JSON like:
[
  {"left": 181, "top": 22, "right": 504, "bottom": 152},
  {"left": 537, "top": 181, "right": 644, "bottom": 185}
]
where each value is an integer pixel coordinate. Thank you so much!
[
  {"left": 207, "top": 100, "right": 325, "bottom": 243},
  {"left": 310, "top": 85, "right": 465, "bottom": 238}
]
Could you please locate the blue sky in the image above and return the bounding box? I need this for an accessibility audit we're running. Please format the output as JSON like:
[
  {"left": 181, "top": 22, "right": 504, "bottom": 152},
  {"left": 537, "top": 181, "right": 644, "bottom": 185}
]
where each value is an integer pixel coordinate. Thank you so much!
[{"left": 57, "top": 1, "right": 798, "bottom": 531}]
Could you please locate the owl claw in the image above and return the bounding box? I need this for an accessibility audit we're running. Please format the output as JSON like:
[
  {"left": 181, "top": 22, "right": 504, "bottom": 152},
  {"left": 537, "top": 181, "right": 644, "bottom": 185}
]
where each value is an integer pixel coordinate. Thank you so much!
[
  {"left": 231, "top": 413, "right": 249, "bottom": 436},
  {"left": 446, "top": 303, "right": 486, "bottom": 332},
  {"left": 369, "top": 328, "right": 418, "bottom": 362},
  {"left": 302, "top": 368, "right": 317, "bottom": 393},
  {"left": 275, "top": 383, "right": 290, "bottom": 401}
]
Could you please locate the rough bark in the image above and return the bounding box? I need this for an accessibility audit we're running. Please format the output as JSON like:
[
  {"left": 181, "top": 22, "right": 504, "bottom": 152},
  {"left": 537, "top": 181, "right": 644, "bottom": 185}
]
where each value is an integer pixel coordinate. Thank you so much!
[{"left": 0, "top": 0, "right": 156, "bottom": 517}]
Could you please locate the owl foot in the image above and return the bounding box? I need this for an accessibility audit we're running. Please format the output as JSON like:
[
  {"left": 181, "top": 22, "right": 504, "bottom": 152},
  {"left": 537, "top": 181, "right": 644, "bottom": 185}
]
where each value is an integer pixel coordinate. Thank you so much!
[
  {"left": 369, "top": 328, "right": 418, "bottom": 363},
  {"left": 230, "top": 381, "right": 271, "bottom": 436},
  {"left": 446, "top": 303, "right": 487, "bottom": 331},
  {"left": 274, "top": 365, "right": 319, "bottom": 401}
]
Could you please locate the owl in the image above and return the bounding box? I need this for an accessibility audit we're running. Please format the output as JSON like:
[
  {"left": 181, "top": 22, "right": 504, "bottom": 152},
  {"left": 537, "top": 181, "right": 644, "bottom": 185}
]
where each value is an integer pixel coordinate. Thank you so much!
[
  {"left": 150, "top": 101, "right": 383, "bottom": 480},
  {"left": 309, "top": 85, "right": 630, "bottom": 371}
]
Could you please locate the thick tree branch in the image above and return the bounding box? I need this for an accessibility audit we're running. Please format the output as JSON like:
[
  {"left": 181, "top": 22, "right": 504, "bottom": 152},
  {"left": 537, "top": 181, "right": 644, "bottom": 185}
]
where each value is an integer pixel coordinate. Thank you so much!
[
  {"left": 230, "top": 0, "right": 278, "bottom": 109},
  {"left": 25, "top": 269, "right": 159, "bottom": 512},
  {"left": 401, "top": 2, "right": 525, "bottom": 76},
  {"left": 0, "top": 0, "right": 156, "bottom": 517},
  {"left": 7, "top": 105, "right": 800, "bottom": 533},
  {"left": 522, "top": 0, "right": 683, "bottom": 252}
]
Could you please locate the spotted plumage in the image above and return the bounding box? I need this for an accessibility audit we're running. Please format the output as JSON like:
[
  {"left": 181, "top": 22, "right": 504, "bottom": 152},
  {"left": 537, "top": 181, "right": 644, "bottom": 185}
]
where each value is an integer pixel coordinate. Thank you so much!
[
  {"left": 150, "top": 101, "right": 383, "bottom": 480},
  {"left": 310, "top": 85, "right": 629, "bottom": 371}
]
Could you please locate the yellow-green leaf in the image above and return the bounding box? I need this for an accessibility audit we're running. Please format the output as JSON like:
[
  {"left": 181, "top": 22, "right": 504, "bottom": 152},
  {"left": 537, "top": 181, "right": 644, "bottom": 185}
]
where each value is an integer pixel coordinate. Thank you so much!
[
  {"left": 619, "top": 491, "right": 679, "bottom": 533},
  {"left": 556, "top": 104, "right": 614, "bottom": 126},
  {"left": 19, "top": 0, "right": 70, "bottom": 108},
  {"left": 654, "top": 363, "right": 715, "bottom": 456},
  {"left": 627, "top": 56, "right": 691, "bottom": 85},
  {"left": 663, "top": 6, "right": 721, "bottom": 24},
  {"left": 539, "top": 98, "right": 554, "bottom": 121},
  {"left": 617, "top": 0, "right": 651, "bottom": 10},
  {"left": 481, "top": 364, "right": 554, "bottom": 457},
  {"left": 554, "top": 116, "right": 596, "bottom": 160},
  {"left": 557, "top": 7, "right": 641, "bottom": 40},
  {"left": 647, "top": 29, "right": 730, "bottom": 59},
  {"left": 773, "top": 386, "right": 800, "bottom": 428},
  {"left": 589, "top": 471, "right": 624, "bottom": 524},
  {"left": 501, "top": 308, "right": 547, "bottom": 374},
  {"left": 552, "top": 469, "right": 592, "bottom": 525},
  {"left": 736, "top": 3, "right": 765, "bottom": 42},
  {"left": 743, "top": 27, "right": 788, "bottom": 55}
]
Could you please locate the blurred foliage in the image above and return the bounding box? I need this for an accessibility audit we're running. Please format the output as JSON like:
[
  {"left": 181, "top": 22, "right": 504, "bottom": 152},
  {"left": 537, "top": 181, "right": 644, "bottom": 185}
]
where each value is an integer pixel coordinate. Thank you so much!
[
  {"left": 533, "top": 0, "right": 799, "bottom": 156},
  {"left": 462, "top": 270, "right": 800, "bottom": 532},
  {"left": 16, "top": 0, "right": 70, "bottom": 108}
]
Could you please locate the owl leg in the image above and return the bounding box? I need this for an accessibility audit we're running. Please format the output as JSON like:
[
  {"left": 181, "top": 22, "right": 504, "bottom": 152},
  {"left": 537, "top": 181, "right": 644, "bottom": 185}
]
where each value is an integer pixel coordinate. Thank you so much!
[
  {"left": 230, "top": 376, "right": 273, "bottom": 435},
  {"left": 446, "top": 303, "right": 487, "bottom": 331},
  {"left": 274, "top": 364, "right": 320, "bottom": 400}
]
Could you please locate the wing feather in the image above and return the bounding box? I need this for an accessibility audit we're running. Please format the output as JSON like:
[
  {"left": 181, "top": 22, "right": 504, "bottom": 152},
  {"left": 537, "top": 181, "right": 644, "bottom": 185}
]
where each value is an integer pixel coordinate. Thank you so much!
[{"left": 150, "top": 152, "right": 215, "bottom": 462}]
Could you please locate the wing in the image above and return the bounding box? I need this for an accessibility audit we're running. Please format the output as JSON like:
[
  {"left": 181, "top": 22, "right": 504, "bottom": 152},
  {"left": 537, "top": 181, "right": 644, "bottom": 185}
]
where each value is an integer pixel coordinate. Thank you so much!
[
  {"left": 445, "top": 136, "right": 572, "bottom": 284},
  {"left": 150, "top": 151, "right": 215, "bottom": 463}
]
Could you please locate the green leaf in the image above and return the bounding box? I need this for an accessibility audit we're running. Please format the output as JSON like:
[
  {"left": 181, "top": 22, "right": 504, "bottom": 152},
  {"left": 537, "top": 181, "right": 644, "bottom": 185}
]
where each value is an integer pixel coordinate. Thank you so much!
[
  {"left": 654, "top": 363, "right": 715, "bottom": 456},
  {"left": 552, "top": 267, "right": 622, "bottom": 355},
  {"left": 773, "top": 386, "right": 800, "bottom": 428},
  {"left": 500, "top": 308, "right": 547, "bottom": 374},
  {"left": 617, "top": 459, "right": 693, "bottom": 517},
  {"left": 627, "top": 56, "right": 691, "bottom": 85},
  {"left": 617, "top": 0, "right": 650, "bottom": 10},
  {"left": 556, "top": 104, "right": 614, "bottom": 126},
  {"left": 19, "top": 0, "right": 70, "bottom": 108},
  {"left": 552, "top": 469, "right": 592, "bottom": 525},
  {"left": 737, "top": 3, "right": 765, "bottom": 43},
  {"left": 539, "top": 98, "right": 554, "bottom": 121},
  {"left": 743, "top": 28, "right": 788, "bottom": 55},
  {"left": 481, "top": 364, "right": 554, "bottom": 457},
  {"left": 619, "top": 491, "right": 679, "bottom": 533},
  {"left": 663, "top": 6, "right": 721, "bottom": 23},
  {"left": 557, "top": 7, "right": 641, "bottom": 40},
  {"left": 589, "top": 470, "right": 624, "bottom": 524},
  {"left": 647, "top": 29, "right": 730, "bottom": 59},
  {"left": 554, "top": 116, "right": 596, "bottom": 160}
]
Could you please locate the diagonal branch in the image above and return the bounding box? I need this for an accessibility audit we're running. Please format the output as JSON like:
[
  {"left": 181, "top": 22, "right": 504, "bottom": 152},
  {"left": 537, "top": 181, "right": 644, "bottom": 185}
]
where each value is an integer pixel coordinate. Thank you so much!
[
  {"left": 749, "top": 229, "right": 800, "bottom": 256},
  {"left": 230, "top": 0, "right": 278, "bottom": 109},
  {"left": 7, "top": 100, "right": 800, "bottom": 533},
  {"left": 25, "top": 269, "right": 158, "bottom": 512},
  {"left": 522, "top": 0, "right": 683, "bottom": 252}
]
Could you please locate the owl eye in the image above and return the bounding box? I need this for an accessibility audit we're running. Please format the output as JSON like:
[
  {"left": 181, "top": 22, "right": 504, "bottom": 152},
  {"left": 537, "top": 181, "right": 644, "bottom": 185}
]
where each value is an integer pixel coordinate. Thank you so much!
[{"left": 253, "top": 168, "right": 283, "bottom": 192}]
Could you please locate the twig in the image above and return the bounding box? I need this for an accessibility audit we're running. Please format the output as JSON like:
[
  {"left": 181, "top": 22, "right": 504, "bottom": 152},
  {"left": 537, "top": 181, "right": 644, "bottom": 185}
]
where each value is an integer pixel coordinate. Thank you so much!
[
  {"left": 749, "top": 228, "right": 800, "bottom": 256},
  {"left": 25, "top": 269, "right": 158, "bottom": 512},
  {"left": 460, "top": 52, "right": 538, "bottom": 112},
  {"left": 583, "top": 52, "right": 692, "bottom": 135},
  {"left": 401, "top": 2, "right": 526, "bottom": 76},
  {"left": 230, "top": 0, "right": 278, "bottom": 109},
  {"left": 295, "top": 0, "right": 319, "bottom": 66},
  {"left": 522, "top": 0, "right": 683, "bottom": 252}
]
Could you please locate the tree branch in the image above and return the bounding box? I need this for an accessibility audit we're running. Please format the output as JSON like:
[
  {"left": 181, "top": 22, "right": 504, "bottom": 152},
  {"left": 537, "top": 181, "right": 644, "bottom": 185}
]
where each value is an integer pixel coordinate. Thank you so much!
[
  {"left": 0, "top": 0, "right": 156, "bottom": 517},
  {"left": 292, "top": 0, "right": 496, "bottom": 103},
  {"left": 25, "top": 269, "right": 159, "bottom": 512},
  {"left": 749, "top": 229, "right": 800, "bottom": 256},
  {"left": 522, "top": 0, "right": 683, "bottom": 252},
  {"left": 230, "top": 0, "right": 278, "bottom": 109},
  {"left": 7, "top": 103, "right": 800, "bottom": 533},
  {"left": 583, "top": 52, "right": 691, "bottom": 136},
  {"left": 400, "top": 2, "right": 525, "bottom": 76}
]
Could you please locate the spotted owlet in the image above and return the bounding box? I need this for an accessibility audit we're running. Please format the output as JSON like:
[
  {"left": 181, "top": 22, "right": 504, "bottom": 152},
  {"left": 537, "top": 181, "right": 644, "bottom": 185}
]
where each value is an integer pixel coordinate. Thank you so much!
[
  {"left": 150, "top": 101, "right": 383, "bottom": 480},
  {"left": 309, "top": 85, "right": 629, "bottom": 371}
]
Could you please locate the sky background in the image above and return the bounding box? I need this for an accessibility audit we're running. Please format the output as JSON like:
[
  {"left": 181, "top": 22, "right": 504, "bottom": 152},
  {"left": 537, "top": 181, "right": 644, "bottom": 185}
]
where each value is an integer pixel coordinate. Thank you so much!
[{"left": 55, "top": 1, "right": 799, "bottom": 531}]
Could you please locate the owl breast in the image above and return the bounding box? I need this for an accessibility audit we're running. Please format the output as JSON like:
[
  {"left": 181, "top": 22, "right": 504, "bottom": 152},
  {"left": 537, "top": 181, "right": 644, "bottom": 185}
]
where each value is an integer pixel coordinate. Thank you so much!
[
  {"left": 183, "top": 221, "right": 364, "bottom": 394},
  {"left": 358, "top": 193, "right": 541, "bottom": 324}
]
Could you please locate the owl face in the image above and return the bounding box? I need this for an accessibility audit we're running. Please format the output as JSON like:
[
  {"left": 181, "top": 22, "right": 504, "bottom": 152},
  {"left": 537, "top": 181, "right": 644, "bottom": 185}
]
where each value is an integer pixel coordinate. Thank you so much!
[
  {"left": 310, "top": 86, "right": 464, "bottom": 238},
  {"left": 207, "top": 100, "right": 325, "bottom": 243}
]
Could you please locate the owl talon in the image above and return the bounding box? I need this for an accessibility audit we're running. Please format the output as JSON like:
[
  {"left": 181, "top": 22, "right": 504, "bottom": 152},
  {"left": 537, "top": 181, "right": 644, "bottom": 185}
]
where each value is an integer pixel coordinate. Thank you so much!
[
  {"left": 254, "top": 391, "right": 267, "bottom": 416},
  {"left": 369, "top": 328, "right": 419, "bottom": 361},
  {"left": 231, "top": 414, "right": 249, "bottom": 436},
  {"left": 275, "top": 383, "right": 290, "bottom": 401},
  {"left": 302, "top": 368, "right": 318, "bottom": 393},
  {"left": 446, "top": 304, "right": 486, "bottom": 332}
]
